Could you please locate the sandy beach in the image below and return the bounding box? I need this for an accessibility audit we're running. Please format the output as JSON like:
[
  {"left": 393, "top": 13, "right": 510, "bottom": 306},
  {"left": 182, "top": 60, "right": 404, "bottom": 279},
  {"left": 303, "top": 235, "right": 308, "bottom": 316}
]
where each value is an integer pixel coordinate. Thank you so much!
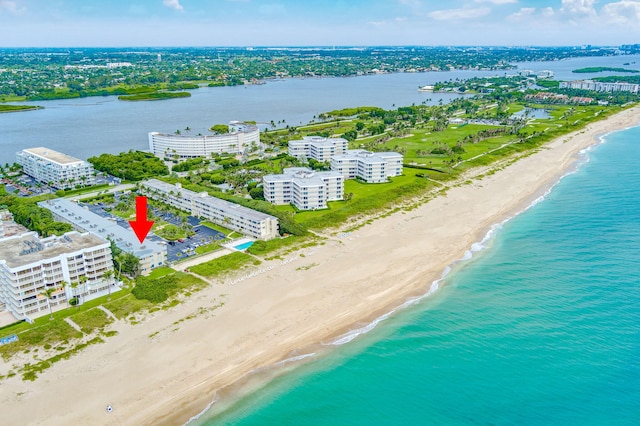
[{"left": 2, "top": 105, "right": 639, "bottom": 425}]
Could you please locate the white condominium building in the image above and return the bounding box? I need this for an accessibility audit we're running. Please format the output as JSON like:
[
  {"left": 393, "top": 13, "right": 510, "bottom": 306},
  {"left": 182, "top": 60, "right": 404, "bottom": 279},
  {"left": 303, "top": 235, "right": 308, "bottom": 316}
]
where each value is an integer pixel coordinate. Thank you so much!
[
  {"left": 39, "top": 198, "right": 167, "bottom": 275},
  {"left": 0, "top": 231, "right": 114, "bottom": 322},
  {"left": 16, "top": 147, "right": 96, "bottom": 189},
  {"left": 559, "top": 80, "right": 640, "bottom": 93},
  {"left": 331, "top": 150, "right": 403, "bottom": 183},
  {"left": 263, "top": 167, "right": 344, "bottom": 211},
  {"left": 288, "top": 136, "right": 348, "bottom": 162},
  {"left": 140, "top": 179, "right": 279, "bottom": 240},
  {"left": 148, "top": 122, "right": 260, "bottom": 160}
]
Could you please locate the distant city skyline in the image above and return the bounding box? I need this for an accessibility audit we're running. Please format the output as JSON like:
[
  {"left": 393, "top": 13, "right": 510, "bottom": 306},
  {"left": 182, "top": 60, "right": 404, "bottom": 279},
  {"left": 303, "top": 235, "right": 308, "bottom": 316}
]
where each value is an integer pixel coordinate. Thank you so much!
[{"left": 1, "top": 0, "right": 640, "bottom": 47}]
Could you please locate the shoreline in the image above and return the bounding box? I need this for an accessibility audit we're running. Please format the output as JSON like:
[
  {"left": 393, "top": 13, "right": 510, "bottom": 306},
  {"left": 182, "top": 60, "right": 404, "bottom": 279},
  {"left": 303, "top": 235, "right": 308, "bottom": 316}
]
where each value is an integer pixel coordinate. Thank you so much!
[{"left": 1, "top": 106, "right": 639, "bottom": 426}]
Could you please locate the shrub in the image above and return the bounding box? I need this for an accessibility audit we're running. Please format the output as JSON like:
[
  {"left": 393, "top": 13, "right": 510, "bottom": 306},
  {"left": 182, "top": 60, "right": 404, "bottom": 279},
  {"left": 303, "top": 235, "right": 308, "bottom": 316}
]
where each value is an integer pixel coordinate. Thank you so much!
[{"left": 132, "top": 275, "right": 179, "bottom": 303}]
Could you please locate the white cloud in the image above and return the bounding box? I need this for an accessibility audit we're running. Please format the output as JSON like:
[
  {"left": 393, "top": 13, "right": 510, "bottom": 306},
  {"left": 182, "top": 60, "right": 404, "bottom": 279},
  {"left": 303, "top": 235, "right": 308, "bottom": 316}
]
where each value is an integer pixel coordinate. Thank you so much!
[
  {"left": 475, "top": 0, "right": 517, "bottom": 4},
  {"left": 368, "top": 16, "right": 409, "bottom": 27},
  {"left": 541, "top": 7, "right": 555, "bottom": 17},
  {"left": 0, "top": 0, "right": 25, "bottom": 15},
  {"left": 163, "top": 0, "right": 184, "bottom": 12},
  {"left": 559, "top": 0, "right": 596, "bottom": 16},
  {"left": 601, "top": 1, "right": 640, "bottom": 24},
  {"left": 508, "top": 7, "right": 536, "bottom": 20},
  {"left": 428, "top": 7, "right": 490, "bottom": 20}
]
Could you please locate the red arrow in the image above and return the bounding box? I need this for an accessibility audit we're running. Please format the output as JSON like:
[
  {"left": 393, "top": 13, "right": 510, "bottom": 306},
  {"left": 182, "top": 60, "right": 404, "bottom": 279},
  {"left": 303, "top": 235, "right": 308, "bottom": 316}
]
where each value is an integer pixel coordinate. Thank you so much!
[{"left": 129, "top": 196, "right": 154, "bottom": 243}]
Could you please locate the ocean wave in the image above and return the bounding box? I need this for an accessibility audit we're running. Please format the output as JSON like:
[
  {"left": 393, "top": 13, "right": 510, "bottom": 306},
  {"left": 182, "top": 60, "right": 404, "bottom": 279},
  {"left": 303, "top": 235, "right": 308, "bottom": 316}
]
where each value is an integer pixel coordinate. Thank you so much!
[
  {"left": 325, "top": 279, "right": 442, "bottom": 346},
  {"left": 322, "top": 136, "right": 610, "bottom": 348},
  {"left": 185, "top": 392, "right": 219, "bottom": 424},
  {"left": 184, "top": 352, "right": 317, "bottom": 424},
  {"left": 273, "top": 353, "right": 317, "bottom": 367}
]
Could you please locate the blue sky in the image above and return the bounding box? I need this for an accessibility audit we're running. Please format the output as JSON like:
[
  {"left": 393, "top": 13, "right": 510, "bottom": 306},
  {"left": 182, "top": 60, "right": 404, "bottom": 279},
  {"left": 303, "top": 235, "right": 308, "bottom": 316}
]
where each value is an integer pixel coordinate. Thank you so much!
[{"left": 1, "top": 0, "right": 639, "bottom": 46}]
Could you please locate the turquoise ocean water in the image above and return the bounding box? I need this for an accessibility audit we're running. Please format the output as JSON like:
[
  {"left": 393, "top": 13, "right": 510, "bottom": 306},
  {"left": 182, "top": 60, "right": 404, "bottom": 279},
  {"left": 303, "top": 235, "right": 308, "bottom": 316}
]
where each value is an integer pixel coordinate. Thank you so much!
[{"left": 201, "top": 126, "right": 640, "bottom": 425}]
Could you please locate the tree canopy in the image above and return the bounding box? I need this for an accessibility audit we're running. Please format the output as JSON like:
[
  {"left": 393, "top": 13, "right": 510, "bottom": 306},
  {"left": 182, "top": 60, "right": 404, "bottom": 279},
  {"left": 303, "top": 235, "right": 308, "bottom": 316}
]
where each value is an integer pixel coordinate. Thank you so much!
[{"left": 88, "top": 150, "right": 168, "bottom": 181}]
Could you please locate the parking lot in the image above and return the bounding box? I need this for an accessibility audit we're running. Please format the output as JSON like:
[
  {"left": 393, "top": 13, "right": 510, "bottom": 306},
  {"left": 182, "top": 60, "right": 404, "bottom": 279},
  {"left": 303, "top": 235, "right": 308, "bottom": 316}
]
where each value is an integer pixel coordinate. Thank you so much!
[
  {"left": 155, "top": 219, "right": 225, "bottom": 262},
  {"left": 83, "top": 201, "right": 227, "bottom": 263}
]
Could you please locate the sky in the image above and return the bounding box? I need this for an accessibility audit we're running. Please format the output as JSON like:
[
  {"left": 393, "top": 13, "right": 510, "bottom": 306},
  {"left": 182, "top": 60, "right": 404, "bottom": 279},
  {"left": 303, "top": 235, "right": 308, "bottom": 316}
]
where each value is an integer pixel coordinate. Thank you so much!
[{"left": 1, "top": 0, "right": 639, "bottom": 47}]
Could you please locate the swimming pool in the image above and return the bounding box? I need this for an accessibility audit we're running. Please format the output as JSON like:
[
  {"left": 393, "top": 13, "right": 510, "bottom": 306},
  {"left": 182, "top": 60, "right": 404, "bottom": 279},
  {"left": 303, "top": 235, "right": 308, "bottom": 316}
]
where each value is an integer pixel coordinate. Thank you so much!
[{"left": 234, "top": 241, "right": 254, "bottom": 251}]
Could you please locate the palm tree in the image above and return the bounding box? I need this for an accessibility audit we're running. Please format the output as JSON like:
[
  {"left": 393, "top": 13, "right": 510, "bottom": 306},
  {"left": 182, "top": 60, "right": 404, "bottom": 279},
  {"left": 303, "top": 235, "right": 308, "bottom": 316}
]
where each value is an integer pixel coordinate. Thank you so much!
[
  {"left": 61, "top": 280, "right": 70, "bottom": 309},
  {"left": 70, "top": 281, "right": 79, "bottom": 307},
  {"left": 41, "top": 287, "right": 56, "bottom": 320},
  {"left": 103, "top": 270, "right": 114, "bottom": 300},
  {"left": 78, "top": 276, "right": 88, "bottom": 304}
]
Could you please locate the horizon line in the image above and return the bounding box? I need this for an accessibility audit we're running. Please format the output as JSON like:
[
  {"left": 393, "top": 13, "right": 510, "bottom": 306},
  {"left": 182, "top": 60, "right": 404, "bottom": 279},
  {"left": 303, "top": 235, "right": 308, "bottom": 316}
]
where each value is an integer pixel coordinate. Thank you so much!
[{"left": 0, "top": 44, "right": 631, "bottom": 50}]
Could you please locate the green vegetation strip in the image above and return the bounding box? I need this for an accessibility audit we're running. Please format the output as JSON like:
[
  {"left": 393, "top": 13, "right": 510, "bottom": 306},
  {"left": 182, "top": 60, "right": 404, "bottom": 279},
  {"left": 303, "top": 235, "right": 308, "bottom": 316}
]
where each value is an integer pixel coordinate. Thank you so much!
[
  {"left": 295, "top": 171, "right": 433, "bottom": 230},
  {"left": 0, "top": 104, "right": 42, "bottom": 112},
  {"left": 72, "top": 309, "right": 113, "bottom": 334},
  {"left": 195, "top": 241, "right": 223, "bottom": 255},
  {"left": 21, "top": 337, "right": 104, "bottom": 381},
  {"left": 0, "top": 319, "right": 82, "bottom": 361},
  {"left": 132, "top": 271, "right": 207, "bottom": 303},
  {"left": 118, "top": 91, "right": 191, "bottom": 101},
  {"left": 190, "top": 252, "right": 261, "bottom": 278},
  {"left": 200, "top": 221, "right": 234, "bottom": 236},
  {"left": 573, "top": 67, "right": 639, "bottom": 74}
]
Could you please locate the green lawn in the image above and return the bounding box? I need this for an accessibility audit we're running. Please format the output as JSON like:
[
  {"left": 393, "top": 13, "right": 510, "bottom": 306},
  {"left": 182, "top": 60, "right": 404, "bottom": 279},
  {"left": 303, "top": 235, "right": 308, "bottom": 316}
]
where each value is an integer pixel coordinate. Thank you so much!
[
  {"left": 200, "top": 221, "right": 234, "bottom": 236},
  {"left": 294, "top": 168, "right": 435, "bottom": 229},
  {"left": 147, "top": 267, "right": 177, "bottom": 279},
  {"left": 154, "top": 223, "right": 188, "bottom": 241},
  {"left": 195, "top": 241, "right": 223, "bottom": 255}
]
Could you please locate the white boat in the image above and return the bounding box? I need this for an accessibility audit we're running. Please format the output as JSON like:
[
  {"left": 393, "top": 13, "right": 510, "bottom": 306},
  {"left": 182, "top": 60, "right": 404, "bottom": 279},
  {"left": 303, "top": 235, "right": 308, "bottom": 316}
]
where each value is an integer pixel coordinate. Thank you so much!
[{"left": 418, "top": 85, "right": 434, "bottom": 92}]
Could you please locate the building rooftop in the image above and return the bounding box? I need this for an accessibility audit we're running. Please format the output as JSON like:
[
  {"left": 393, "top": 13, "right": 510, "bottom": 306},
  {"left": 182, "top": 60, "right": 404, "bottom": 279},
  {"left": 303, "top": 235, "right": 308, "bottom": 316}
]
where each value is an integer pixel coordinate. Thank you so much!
[
  {"left": 39, "top": 198, "right": 166, "bottom": 258},
  {"left": 21, "top": 147, "right": 84, "bottom": 165},
  {"left": 149, "top": 122, "right": 258, "bottom": 139},
  {"left": 0, "top": 231, "right": 107, "bottom": 269},
  {"left": 264, "top": 168, "right": 342, "bottom": 187},
  {"left": 333, "top": 150, "right": 403, "bottom": 162},
  {"left": 289, "top": 136, "right": 347, "bottom": 147},
  {"left": 144, "top": 179, "right": 277, "bottom": 223}
]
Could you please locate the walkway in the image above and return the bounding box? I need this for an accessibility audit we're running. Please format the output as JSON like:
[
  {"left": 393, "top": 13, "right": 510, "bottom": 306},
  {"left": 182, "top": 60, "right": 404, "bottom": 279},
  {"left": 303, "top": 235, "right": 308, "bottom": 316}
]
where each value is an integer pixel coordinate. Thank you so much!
[
  {"left": 172, "top": 247, "right": 234, "bottom": 272},
  {"left": 67, "top": 183, "right": 136, "bottom": 201}
]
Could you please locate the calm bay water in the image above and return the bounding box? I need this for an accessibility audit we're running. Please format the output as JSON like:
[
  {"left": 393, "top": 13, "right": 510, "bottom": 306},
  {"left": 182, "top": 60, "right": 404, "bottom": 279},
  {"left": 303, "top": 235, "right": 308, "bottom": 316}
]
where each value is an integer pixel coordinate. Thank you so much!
[
  {"left": 3, "top": 54, "right": 640, "bottom": 165},
  {"left": 0, "top": 71, "right": 478, "bottom": 166},
  {"left": 200, "top": 126, "right": 640, "bottom": 424}
]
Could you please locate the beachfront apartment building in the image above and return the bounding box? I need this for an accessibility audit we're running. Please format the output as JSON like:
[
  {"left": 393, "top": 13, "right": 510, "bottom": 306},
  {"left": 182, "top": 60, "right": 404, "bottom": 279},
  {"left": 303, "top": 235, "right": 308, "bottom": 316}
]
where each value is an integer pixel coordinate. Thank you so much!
[
  {"left": 39, "top": 198, "right": 167, "bottom": 275},
  {"left": 263, "top": 168, "right": 344, "bottom": 210},
  {"left": 148, "top": 122, "right": 260, "bottom": 160},
  {"left": 288, "top": 136, "right": 348, "bottom": 162},
  {"left": 0, "top": 231, "right": 115, "bottom": 322},
  {"left": 331, "top": 150, "right": 403, "bottom": 183},
  {"left": 140, "top": 179, "right": 279, "bottom": 240},
  {"left": 16, "top": 147, "right": 96, "bottom": 189},
  {"left": 559, "top": 80, "right": 640, "bottom": 93}
]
